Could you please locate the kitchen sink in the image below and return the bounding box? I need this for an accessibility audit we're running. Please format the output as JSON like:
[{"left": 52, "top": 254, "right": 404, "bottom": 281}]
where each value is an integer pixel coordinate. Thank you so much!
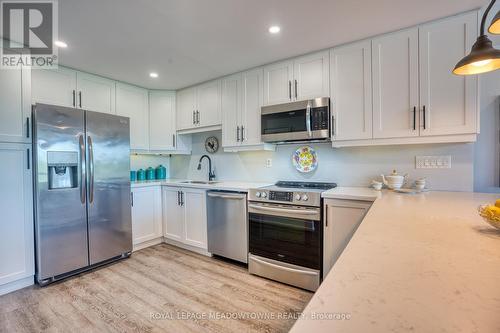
[{"left": 180, "top": 180, "right": 219, "bottom": 185}]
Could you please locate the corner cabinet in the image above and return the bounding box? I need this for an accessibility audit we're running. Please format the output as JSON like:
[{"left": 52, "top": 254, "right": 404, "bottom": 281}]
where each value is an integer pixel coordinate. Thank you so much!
[
  {"left": 116, "top": 83, "right": 149, "bottom": 150},
  {"left": 162, "top": 187, "right": 208, "bottom": 251},
  {"left": 331, "top": 11, "right": 479, "bottom": 147},
  {"left": 177, "top": 80, "right": 221, "bottom": 132},
  {"left": 323, "top": 199, "right": 372, "bottom": 279},
  {"left": 263, "top": 50, "right": 329, "bottom": 105},
  {"left": 131, "top": 186, "right": 163, "bottom": 248},
  {"left": 0, "top": 143, "right": 34, "bottom": 295}
]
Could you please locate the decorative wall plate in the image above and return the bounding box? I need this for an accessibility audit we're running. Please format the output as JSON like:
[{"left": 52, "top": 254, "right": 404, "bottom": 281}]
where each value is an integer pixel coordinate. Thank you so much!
[{"left": 292, "top": 146, "right": 317, "bottom": 173}]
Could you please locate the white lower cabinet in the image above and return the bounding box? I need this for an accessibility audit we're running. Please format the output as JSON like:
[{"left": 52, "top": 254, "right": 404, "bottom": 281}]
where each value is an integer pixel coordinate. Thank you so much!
[
  {"left": 162, "top": 187, "right": 208, "bottom": 251},
  {"left": 0, "top": 143, "right": 34, "bottom": 295},
  {"left": 323, "top": 199, "right": 372, "bottom": 279},
  {"left": 131, "top": 186, "right": 163, "bottom": 247}
]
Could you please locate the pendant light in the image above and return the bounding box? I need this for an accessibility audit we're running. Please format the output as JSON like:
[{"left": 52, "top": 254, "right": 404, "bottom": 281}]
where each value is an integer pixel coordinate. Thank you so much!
[
  {"left": 489, "top": 10, "right": 500, "bottom": 34},
  {"left": 453, "top": 0, "right": 500, "bottom": 75}
]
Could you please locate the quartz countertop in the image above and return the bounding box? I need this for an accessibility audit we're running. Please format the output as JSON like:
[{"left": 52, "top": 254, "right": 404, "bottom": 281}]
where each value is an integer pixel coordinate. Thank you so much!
[
  {"left": 131, "top": 179, "right": 272, "bottom": 192},
  {"left": 291, "top": 189, "right": 500, "bottom": 333}
]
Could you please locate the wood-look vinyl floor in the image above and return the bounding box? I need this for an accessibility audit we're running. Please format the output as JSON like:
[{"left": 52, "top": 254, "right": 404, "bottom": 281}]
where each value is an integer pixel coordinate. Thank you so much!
[{"left": 0, "top": 244, "right": 313, "bottom": 333}]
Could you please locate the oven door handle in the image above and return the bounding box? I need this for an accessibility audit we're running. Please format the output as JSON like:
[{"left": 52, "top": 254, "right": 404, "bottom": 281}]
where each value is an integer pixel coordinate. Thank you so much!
[
  {"left": 258, "top": 219, "right": 315, "bottom": 231},
  {"left": 248, "top": 203, "right": 319, "bottom": 218},
  {"left": 305, "top": 101, "right": 312, "bottom": 137},
  {"left": 250, "top": 256, "right": 318, "bottom": 276}
]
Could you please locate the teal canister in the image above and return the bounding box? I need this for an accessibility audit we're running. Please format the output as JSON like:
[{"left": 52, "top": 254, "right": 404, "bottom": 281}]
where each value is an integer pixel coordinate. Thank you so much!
[
  {"left": 130, "top": 170, "right": 137, "bottom": 182},
  {"left": 136, "top": 168, "right": 146, "bottom": 181},
  {"left": 155, "top": 165, "right": 166, "bottom": 180},
  {"left": 146, "top": 167, "right": 156, "bottom": 180}
]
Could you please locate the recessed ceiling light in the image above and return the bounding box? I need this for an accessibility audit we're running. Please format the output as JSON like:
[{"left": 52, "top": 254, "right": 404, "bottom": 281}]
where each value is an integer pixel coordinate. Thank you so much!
[
  {"left": 54, "top": 40, "right": 67, "bottom": 48},
  {"left": 269, "top": 26, "right": 281, "bottom": 34},
  {"left": 149, "top": 72, "right": 159, "bottom": 78}
]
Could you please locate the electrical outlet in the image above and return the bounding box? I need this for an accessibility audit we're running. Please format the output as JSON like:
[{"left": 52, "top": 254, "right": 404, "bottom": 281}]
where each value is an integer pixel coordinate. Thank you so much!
[
  {"left": 416, "top": 156, "right": 451, "bottom": 169},
  {"left": 266, "top": 158, "right": 272, "bottom": 168}
]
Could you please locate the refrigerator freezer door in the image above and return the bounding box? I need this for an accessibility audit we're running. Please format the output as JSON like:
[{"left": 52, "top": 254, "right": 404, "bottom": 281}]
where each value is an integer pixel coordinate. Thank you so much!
[
  {"left": 86, "top": 111, "right": 132, "bottom": 265},
  {"left": 33, "top": 104, "right": 89, "bottom": 280}
]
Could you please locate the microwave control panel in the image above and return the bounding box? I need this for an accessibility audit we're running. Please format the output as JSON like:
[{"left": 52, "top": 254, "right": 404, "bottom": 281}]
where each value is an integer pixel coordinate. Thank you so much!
[{"left": 311, "top": 106, "right": 329, "bottom": 130}]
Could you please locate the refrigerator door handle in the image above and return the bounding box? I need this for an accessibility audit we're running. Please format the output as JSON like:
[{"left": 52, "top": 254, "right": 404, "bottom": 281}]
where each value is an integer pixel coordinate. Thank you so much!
[
  {"left": 79, "top": 134, "right": 86, "bottom": 204},
  {"left": 88, "top": 135, "right": 95, "bottom": 204}
]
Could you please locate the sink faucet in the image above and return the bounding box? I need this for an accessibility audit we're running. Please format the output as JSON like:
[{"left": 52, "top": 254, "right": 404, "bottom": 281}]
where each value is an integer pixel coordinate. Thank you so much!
[{"left": 197, "top": 155, "right": 216, "bottom": 181}]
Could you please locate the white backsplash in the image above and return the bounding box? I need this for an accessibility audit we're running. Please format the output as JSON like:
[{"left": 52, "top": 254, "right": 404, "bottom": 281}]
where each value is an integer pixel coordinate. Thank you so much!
[
  {"left": 170, "top": 131, "right": 474, "bottom": 191},
  {"left": 131, "top": 154, "right": 170, "bottom": 177}
]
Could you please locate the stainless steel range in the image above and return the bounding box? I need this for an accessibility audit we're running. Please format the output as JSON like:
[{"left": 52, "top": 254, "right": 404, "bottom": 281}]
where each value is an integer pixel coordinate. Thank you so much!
[{"left": 248, "top": 181, "right": 336, "bottom": 291}]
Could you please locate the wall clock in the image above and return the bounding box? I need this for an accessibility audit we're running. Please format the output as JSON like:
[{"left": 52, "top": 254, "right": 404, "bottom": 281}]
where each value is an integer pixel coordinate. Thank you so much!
[{"left": 205, "top": 136, "right": 219, "bottom": 153}]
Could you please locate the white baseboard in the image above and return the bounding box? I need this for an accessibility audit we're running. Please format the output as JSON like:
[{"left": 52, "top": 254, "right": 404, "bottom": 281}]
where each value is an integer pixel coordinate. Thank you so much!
[
  {"left": 133, "top": 237, "right": 163, "bottom": 252},
  {"left": 163, "top": 237, "right": 212, "bottom": 257},
  {"left": 0, "top": 276, "right": 34, "bottom": 296}
]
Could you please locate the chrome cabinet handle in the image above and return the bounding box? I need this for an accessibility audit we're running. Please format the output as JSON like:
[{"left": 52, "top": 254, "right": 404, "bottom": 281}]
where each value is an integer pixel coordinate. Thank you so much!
[
  {"left": 294, "top": 79, "right": 298, "bottom": 99},
  {"left": 88, "top": 136, "right": 94, "bottom": 204},
  {"left": 288, "top": 80, "right": 292, "bottom": 100},
  {"left": 26, "top": 117, "right": 30, "bottom": 138},
  {"left": 306, "top": 101, "right": 312, "bottom": 137},
  {"left": 173, "top": 134, "right": 176, "bottom": 147},
  {"left": 193, "top": 110, "right": 196, "bottom": 124},
  {"left": 177, "top": 191, "right": 180, "bottom": 205},
  {"left": 180, "top": 191, "right": 184, "bottom": 206},
  {"left": 331, "top": 115, "right": 335, "bottom": 137},
  {"left": 196, "top": 110, "right": 200, "bottom": 124},
  {"left": 26, "top": 148, "right": 30, "bottom": 170},
  {"left": 241, "top": 126, "right": 244, "bottom": 141},
  {"left": 413, "top": 106, "right": 417, "bottom": 131},
  {"left": 131, "top": 192, "right": 134, "bottom": 207},
  {"left": 72, "top": 90, "right": 76, "bottom": 107},
  {"left": 79, "top": 91, "right": 82, "bottom": 108},
  {"left": 236, "top": 126, "right": 240, "bottom": 142},
  {"left": 422, "top": 105, "right": 426, "bottom": 130},
  {"left": 79, "top": 134, "right": 86, "bottom": 204}
]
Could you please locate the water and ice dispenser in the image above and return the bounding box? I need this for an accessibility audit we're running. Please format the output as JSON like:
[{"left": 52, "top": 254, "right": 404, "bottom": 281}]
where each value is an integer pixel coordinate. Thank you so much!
[{"left": 47, "top": 151, "right": 78, "bottom": 190}]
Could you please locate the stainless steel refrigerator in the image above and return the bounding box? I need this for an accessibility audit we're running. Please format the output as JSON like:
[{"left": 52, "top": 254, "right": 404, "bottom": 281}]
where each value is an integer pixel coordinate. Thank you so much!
[{"left": 33, "top": 103, "right": 132, "bottom": 286}]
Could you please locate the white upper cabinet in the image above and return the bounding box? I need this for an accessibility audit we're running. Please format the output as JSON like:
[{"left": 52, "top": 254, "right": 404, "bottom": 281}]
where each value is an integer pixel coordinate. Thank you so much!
[
  {"left": 293, "top": 51, "right": 330, "bottom": 101},
  {"left": 116, "top": 83, "right": 149, "bottom": 150},
  {"left": 263, "top": 60, "right": 294, "bottom": 105},
  {"left": 32, "top": 67, "right": 77, "bottom": 108},
  {"left": 372, "top": 28, "right": 419, "bottom": 139},
  {"left": 0, "top": 63, "right": 31, "bottom": 144},
  {"left": 176, "top": 87, "right": 197, "bottom": 130},
  {"left": 0, "top": 143, "right": 34, "bottom": 289},
  {"left": 149, "top": 91, "right": 176, "bottom": 151},
  {"left": 263, "top": 51, "right": 329, "bottom": 106},
  {"left": 419, "top": 12, "right": 478, "bottom": 136},
  {"left": 221, "top": 73, "right": 241, "bottom": 147},
  {"left": 330, "top": 41, "right": 372, "bottom": 141},
  {"left": 196, "top": 79, "right": 221, "bottom": 127},
  {"left": 76, "top": 72, "right": 116, "bottom": 114},
  {"left": 241, "top": 68, "right": 264, "bottom": 146}
]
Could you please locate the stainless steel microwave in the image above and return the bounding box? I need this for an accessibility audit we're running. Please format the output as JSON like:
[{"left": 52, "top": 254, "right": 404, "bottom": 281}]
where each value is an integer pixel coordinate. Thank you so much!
[{"left": 261, "top": 97, "right": 330, "bottom": 143}]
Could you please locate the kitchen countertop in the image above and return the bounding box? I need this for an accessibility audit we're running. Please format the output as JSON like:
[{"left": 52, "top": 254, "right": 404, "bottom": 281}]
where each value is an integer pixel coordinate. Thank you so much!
[
  {"left": 131, "top": 179, "right": 272, "bottom": 192},
  {"left": 291, "top": 189, "right": 500, "bottom": 333}
]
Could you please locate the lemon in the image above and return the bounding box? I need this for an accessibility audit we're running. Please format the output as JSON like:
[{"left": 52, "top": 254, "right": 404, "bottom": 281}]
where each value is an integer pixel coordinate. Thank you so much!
[
  {"left": 485, "top": 205, "right": 500, "bottom": 218},
  {"left": 495, "top": 199, "right": 500, "bottom": 208}
]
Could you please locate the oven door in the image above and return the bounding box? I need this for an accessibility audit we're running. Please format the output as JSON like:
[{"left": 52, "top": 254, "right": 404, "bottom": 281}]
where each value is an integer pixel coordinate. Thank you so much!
[{"left": 248, "top": 202, "right": 322, "bottom": 270}]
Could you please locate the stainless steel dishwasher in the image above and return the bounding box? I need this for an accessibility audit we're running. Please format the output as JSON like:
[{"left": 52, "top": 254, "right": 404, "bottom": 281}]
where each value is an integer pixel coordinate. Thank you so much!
[{"left": 207, "top": 191, "right": 248, "bottom": 263}]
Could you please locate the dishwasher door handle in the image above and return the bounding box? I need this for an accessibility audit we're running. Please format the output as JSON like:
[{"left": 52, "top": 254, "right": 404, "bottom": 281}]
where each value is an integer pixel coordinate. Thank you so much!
[{"left": 207, "top": 192, "right": 246, "bottom": 200}]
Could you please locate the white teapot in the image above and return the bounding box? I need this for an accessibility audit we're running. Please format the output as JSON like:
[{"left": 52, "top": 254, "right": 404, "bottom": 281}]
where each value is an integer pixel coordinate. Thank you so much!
[{"left": 381, "top": 170, "right": 408, "bottom": 189}]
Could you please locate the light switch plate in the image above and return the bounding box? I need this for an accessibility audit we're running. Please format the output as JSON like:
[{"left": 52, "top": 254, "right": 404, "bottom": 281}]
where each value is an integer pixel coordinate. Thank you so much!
[
  {"left": 266, "top": 158, "right": 272, "bottom": 168},
  {"left": 416, "top": 156, "right": 451, "bottom": 169}
]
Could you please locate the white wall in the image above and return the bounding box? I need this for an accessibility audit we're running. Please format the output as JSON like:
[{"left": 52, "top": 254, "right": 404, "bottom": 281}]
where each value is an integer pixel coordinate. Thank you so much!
[
  {"left": 473, "top": 1, "right": 500, "bottom": 193},
  {"left": 170, "top": 131, "right": 474, "bottom": 191}
]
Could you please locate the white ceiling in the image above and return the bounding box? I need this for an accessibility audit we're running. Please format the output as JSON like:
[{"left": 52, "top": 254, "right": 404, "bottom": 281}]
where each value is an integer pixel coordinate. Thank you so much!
[{"left": 57, "top": 0, "right": 488, "bottom": 90}]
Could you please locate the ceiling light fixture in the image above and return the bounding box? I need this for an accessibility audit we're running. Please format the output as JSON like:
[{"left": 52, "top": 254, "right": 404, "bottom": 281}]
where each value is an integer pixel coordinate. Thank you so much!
[
  {"left": 54, "top": 40, "right": 67, "bottom": 48},
  {"left": 453, "top": 0, "right": 500, "bottom": 75},
  {"left": 268, "top": 25, "right": 281, "bottom": 34},
  {"left": 149, "top": 72, "right": 159, "bottom": 78},
  {"left": 489, "top": 9, "right": 500, "bottom": 34}
]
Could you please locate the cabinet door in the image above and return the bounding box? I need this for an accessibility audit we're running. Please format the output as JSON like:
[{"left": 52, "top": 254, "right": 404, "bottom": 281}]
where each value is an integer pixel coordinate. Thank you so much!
[
  {"left": 197, "top": 80, "right": 221, "bottom": 127},
  {"left": 331, "top": 41, "right": 373, "bottom": 141},
  {"left": 31, "top": 67, "right": 77, "bottom": 108},
  {"left": 131, "top": 186, "right": 162, "bottom": 245},
  {"left": 323, "top": 199, "right": 371, "bottom": 279},
  {"left": 419, "top": 12, "right": 478, "bottom": 136},
  {"left": 0, "top": 143, "right": 34, "bottom": 286},
  {"left": 221, "top": 74, "right": 242, "bottom": 147},
  {"left": 183, "top": 189, "right": 207, "bottom": 249},
  {"left": 76, "top": 72, "right": 116, "bottom": 114},
  {"left": 176, "top": 87, "right": 196, "bottom": 130},
  {"left": 149, "top": 91, "right": 176, "bottom": 151},
  {"left": 162, "top": 187, "right": 184, "bottom": 242},
  {"left": 241, "top": 68, "right": 264, "bottom": 146},
  {"left": 0, "top": 64, "right": 31, "bottom": 143},
  {"left": 263, "top": 60, "right": 294, "bottom": 105},
  {"left": 116, "top": 83, "right": 149, "bottom": 150},
  {"left": 372, "top": 28, "right": 419, "bottom": 138},
  {"left": 293, "top": 51, "right": 329, "bottom": 101}
]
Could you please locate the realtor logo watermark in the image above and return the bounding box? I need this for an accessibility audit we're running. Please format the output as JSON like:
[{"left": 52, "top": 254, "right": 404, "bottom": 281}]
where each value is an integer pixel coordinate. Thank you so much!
[{"left": 1, "top": 0, "right": 58, "bottom": 68}]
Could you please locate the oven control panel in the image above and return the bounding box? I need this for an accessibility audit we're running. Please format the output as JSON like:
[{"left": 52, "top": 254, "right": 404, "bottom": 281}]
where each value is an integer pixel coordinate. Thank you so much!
[{"left": 248, "top": 189, "right": 320, "bottom": 207}]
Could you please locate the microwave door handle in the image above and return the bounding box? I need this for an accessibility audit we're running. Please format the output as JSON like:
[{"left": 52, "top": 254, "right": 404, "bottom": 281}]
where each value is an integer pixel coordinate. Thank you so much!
[{"left": 306, "top": 101, "right": 312, "bottom": 137}]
